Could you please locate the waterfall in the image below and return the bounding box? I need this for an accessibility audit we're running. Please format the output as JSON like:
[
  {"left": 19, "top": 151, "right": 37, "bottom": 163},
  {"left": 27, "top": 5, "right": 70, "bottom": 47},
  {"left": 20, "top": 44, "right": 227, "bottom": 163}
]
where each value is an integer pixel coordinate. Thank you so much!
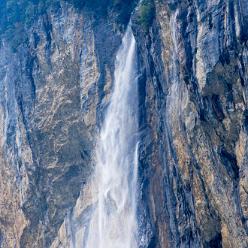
[{"left": 85, "top": 25, "right": 139, "bottom": 248}]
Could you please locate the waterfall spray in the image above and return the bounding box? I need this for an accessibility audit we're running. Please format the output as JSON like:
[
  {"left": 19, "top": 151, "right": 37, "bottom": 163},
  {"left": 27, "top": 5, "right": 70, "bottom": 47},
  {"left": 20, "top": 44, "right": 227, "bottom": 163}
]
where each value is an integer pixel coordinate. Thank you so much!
[{"left": 85, "top": 25, "right": 139, "bottom": 248}]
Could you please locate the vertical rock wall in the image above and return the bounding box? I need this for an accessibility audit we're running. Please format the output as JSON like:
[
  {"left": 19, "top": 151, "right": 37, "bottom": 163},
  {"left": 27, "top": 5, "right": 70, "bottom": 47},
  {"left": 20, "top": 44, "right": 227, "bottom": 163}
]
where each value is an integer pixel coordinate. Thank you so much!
[
  {"left": 132, "top": 0, "right": 248, "bottom": 247},
  {"left": 0, "top": 1, "right": 127, "bottom": 246},
  {"left": 1, "top": 0, "right": 248, "bottom": 247}
]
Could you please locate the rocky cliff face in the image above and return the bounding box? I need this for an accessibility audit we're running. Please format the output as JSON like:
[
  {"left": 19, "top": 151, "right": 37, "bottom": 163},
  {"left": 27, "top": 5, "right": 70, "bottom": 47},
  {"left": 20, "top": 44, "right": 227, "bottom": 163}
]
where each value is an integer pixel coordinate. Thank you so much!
[
  {"left": 0, "top": 0, "right": 248, "bottom": 247},
  {"left": 132, "top": 0, "right": 248, "bottom": 247}
]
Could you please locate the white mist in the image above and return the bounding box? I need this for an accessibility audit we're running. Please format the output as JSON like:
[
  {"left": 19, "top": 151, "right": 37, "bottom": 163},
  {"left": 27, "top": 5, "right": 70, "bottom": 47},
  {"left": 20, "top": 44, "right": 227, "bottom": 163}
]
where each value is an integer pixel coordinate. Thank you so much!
[{"left": 85, "top": 25, "right": 139, "bottom": 248}]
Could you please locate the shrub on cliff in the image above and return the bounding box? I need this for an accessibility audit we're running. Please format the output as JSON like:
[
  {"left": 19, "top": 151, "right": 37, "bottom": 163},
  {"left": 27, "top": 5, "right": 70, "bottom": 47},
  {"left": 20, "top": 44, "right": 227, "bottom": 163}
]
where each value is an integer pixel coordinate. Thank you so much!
[{"left": 137, "top": 0, "right": 155, "bottom": 31}]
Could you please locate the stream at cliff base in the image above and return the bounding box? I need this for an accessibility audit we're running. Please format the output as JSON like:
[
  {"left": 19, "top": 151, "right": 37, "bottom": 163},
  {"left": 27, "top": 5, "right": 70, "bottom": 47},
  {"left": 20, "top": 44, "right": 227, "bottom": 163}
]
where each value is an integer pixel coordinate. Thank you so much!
[{"left": 85, "top": 25, "right": 139, "bottom": 248}]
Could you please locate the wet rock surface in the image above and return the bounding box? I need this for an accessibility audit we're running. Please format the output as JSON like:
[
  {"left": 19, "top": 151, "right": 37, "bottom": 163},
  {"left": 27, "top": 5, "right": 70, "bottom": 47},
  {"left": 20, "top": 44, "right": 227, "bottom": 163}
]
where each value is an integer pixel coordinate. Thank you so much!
[
  {"left": 0, "top": 0, "right": 248, "bottom": 247},
  {"left": 132, "top": 0, "right": 248, "bottom": 247},
  {"left": 0, "top": 1, "right": 125, "bottom": 247}
]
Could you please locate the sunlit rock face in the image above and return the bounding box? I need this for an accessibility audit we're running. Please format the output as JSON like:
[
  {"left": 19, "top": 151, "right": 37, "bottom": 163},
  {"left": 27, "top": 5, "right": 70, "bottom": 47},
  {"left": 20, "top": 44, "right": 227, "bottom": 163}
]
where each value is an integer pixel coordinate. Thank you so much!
[
  {"left": 132, "top": 0, "right": 248, "bottom": 247},
  {"left": 0, "top": 1, "right": 125, "bottom": 247},
  {"left": 0, "top": 0, "right": 248, "bottom": 247}
]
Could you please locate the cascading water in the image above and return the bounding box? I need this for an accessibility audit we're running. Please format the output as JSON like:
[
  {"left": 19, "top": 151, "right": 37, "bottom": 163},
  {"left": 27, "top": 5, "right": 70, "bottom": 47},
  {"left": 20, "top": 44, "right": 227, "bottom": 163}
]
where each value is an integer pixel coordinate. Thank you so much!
[{"left": 85, "top": 25, "right": 139, "bottom": 248}]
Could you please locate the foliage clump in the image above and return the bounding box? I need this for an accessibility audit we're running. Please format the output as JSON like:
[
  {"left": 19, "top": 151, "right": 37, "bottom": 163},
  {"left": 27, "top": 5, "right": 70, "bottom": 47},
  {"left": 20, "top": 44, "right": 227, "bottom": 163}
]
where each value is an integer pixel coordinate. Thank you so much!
[{"left": 137, "top": 0, "right": 155, "bottom": 31}]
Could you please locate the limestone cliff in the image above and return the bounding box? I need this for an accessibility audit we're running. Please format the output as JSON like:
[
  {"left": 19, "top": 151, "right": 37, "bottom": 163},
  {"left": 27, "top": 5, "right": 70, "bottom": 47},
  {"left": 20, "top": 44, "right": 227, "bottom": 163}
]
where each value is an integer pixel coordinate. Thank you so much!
[
  {"left": 132, "top": 0, "right": 248, "bottom": 247},
  {"left": 0, "top": 0, "right": 248, "bottom": 247}
]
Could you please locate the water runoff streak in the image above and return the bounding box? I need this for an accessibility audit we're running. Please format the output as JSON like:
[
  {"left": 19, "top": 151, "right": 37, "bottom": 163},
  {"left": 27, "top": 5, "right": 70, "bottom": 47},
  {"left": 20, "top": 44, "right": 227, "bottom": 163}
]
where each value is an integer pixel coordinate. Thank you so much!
[{"left": 85, "top": 25, "right": 139, "bottom": 248}]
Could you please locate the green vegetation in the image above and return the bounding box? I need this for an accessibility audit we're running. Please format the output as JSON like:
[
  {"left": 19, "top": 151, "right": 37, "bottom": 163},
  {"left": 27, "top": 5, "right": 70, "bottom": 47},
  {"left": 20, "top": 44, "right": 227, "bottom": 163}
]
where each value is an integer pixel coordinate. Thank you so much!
[
  {"left": 137, "top": 0, "right": 155, "bottom": 31},
  {"left": 0, "top": 0, "right": 136, "bottom": 51}
]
